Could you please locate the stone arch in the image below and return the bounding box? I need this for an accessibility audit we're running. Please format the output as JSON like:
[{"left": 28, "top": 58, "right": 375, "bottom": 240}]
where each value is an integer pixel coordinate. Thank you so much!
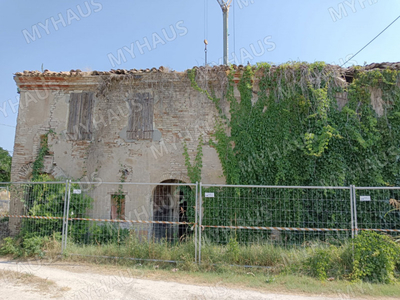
[{"left": 154, "top": 172, "right": 191, "bottom": 186}]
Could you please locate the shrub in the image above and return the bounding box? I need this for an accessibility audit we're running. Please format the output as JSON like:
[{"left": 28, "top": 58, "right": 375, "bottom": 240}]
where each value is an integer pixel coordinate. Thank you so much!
[
  {"left": 22, "top": 236, "right": 50, "bottom": 257},
  {"left": 0, "top": 237, "right": 21, "bottom": 256},
  {"left": 349, "top": 231, "right": 400, "bottom": 283},
  {"left": 0, "top": 233, "right": 61, "bottom": 258},
  {"left": 304, "top": 245, "right": 346, "bottom": 280},
  {"left": 79, "top": 222, "right": 130, "bottom": 245}
]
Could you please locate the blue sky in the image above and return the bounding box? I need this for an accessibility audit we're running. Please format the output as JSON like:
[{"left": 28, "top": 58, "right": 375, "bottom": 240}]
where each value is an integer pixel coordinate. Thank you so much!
[{"left": 0, "top": 0, "right": 399, "bottom": 155}]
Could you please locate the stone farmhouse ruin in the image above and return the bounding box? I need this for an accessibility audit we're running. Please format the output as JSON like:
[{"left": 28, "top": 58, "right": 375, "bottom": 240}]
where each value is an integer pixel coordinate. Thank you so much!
[
  {"left": 10, "top": 66, "right": 231, "bottom": 237},
  {"left": 9, "top": 62, "right": 399, "bottom": 237}
]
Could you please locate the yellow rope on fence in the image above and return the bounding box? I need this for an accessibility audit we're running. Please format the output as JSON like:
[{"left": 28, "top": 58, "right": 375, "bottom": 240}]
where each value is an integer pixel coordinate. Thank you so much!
[
  {"left": 2, "top": 214, "right": 400, "bottom": 232},
  {"left": 3, "top": 214, "right": 194, "bottom": 225}
]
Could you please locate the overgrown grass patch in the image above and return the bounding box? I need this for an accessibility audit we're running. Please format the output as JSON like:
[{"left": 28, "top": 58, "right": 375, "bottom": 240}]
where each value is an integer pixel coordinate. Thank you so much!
[{"left": 2, "top": 231, "right": 400, "bottom": 286}]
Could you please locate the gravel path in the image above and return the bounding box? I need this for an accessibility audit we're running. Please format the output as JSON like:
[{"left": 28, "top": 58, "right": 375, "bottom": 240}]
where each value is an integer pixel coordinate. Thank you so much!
[{"left": 0, "top": 258, "right": 367, "bottom": 300}]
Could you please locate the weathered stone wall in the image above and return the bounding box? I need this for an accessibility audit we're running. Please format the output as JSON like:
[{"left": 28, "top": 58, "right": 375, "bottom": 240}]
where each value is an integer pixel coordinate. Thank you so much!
[
  {"left": 12, "top": 69, "right": 229, "bottom": 184},
  {"left": 10, "top": 67, "right": 229, "bottom": 235}
]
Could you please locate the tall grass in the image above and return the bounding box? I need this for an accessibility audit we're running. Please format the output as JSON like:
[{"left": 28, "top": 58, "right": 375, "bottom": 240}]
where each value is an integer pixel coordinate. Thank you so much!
[
  {"left": 66, "top": 234, "right": 196, "bottom": 263},
  {"left": 64, "top": 231, "right": 320, "bottom": 273},
  {"left": 2, "top": 231, "right": 399, "bottom": 283}
]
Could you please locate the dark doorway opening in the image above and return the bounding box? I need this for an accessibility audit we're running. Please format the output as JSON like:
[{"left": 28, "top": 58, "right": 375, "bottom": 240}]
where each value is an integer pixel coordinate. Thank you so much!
[{"left": 152, "top": 180, "right": 191, "bottom": 242}]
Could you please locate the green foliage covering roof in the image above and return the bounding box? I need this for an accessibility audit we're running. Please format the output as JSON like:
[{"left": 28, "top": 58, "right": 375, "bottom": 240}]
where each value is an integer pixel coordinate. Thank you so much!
[{"left": 189, "top": 62, "right": 400, "bottom": 187}]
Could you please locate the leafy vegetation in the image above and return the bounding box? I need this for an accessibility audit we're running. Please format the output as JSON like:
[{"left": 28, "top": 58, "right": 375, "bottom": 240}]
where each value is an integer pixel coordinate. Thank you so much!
[
  {"left": 31, "top": 131, "right": 53, "bottom": 180},
  {"left": 350, "top": 231, "right": 400, "bottom": 283},
  {"left": 2, "top": 229, "right": 399, "bottom": 284},
  {"left": 199, "top": 63, "right": 400, "bottom": 187},
  {"left": 0, "top": 147, "right": 12, "bottom": 182},
  {"left": 187, "top": 63, "right": 400, "bottom": 244},
  {"left": 17, "top": 174, "right": 94, "bottom": 243},
  {"left": 182, "top": 135, "right": 203, "bottom": 184},
  {"left": 0, "top": 233, "right": 60, "bottom": 258}
]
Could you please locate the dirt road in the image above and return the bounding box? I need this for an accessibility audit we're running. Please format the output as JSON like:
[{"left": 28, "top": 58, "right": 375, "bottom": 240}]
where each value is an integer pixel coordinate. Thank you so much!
[{"left": 0, "top": 258, "right": 369, "bottom": 300}]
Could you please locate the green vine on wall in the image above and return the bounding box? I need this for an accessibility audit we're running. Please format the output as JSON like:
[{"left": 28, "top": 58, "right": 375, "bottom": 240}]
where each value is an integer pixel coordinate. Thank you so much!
[
  {"left": 187, "top": 68, "right": 214, "bottom": 102},
  {"left": 188, "top": 63, "right": 400, "bottom": 244},
  {"left": 187, "top": 68, "right": 226, "bottom": 119},
  {"left": 182, "top": 135, "right": 203, "bottom": 183},
  {"left": 189, "top": 63, "right": 400, "bottom": 187},
  {"left": 32, "top": 130, "right": 55, "bottom": 181}
]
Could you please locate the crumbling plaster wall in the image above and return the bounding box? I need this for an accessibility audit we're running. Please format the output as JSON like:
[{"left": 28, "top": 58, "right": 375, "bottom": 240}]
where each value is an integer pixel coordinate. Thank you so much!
[
  {"left": 10, "top": 69, "right": 229, "bottom": 235},
  {"left": 12, "top": 71, "right": 228, "bottom": 185}
]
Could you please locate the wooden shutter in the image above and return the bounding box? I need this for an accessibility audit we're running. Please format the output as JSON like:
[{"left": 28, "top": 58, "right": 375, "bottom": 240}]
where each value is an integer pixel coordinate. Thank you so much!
[
  {"left": 111, "top": 195, "right": 125, "bottom": 220},
  {"left": 67, "top": 92, "right": 94, "bottom": 140},
  {"left": 127, "top": 93, "right": 153, "bottom": 140},
  {"left": 80, "top": 92, "right": 93, "bottom": 140},
  {"left": 143, "top": 93, "right": 154, "bottom": 139},
  {"left": 67, "top": 93, "right": 79, "bottom": 137}
]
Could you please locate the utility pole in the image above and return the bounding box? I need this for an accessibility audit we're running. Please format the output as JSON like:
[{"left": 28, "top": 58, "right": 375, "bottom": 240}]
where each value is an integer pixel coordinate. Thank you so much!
[
  {"left": 204, "top": 39, "right": 208, "bottom": 66},
  {"left": 216, "top": 0, "right": 232, "bottom": 65}
]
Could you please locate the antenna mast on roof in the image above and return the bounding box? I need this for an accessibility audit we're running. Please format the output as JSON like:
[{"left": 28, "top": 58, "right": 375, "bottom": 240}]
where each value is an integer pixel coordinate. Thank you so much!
[{"left": 216, "top": 0, "right": 232, "bottom": 65}]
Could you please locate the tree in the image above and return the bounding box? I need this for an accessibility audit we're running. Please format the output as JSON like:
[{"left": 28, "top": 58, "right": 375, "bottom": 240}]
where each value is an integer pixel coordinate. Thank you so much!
[{"left": 0, "top": 147, "right": 12, "bottom": 182}]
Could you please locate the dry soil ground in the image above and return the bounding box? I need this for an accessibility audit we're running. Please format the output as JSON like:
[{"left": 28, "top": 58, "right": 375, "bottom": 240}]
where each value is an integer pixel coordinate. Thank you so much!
[{"left": 0, "top": 258, "right": 392, "bottom": 300}]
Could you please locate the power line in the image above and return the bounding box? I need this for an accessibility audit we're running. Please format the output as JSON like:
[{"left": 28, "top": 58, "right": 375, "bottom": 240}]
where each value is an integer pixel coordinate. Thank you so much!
[
  {"left": 341, "top": 14, "right": 400, "bottom": 67},
  {"left": 204, "top": 0, "right": 206, "bottom": 40},
  {"left": 204, "top": 0, "right": 208, "bottom": 41},
  {"left": 233, "top": 0, "right": 236, "bottom": 59}
]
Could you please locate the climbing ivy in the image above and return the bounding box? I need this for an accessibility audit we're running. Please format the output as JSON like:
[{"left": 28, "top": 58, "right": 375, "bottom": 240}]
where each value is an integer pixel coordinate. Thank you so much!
[
  {"left": 32, "top": 130, "right": 55, "bottom": 180},
  {"left": 188, "top": 63, "right": 400, "bottom": 244},
  {"left": 189, "top": 63, "right": 400, "bottom": 187},
  {"left": 182, "top": 135, "right": 203, "bottom": 183}
]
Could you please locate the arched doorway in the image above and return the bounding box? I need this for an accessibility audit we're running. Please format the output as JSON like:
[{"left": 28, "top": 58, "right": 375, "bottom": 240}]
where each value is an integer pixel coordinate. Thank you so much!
[{"left": 152, "top": 180, "right": 191, "bottom": 242}]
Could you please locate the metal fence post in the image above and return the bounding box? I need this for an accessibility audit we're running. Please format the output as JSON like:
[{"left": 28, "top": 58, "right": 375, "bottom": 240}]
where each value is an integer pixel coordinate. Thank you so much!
[
  {"left": 349, "top": 185, "right": 354, "bottom": 239},
  {"left": 63, "top": 180, "right": 72, "bottom": 251},
  {"left": 198, "top": 182, "right": 202, "bottom": 264},
  {"left": 352, "top": 185, "right": 358, "bottom": 236},
  {"left": 61, "top": 180, "right": 69, "bottom": 254}
]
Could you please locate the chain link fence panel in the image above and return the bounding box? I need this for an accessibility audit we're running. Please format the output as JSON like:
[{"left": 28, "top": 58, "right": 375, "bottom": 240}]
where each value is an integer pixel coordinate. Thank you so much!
[
  {"left": 2, "top": 180, "right": 399, "bottom": 268},
  {"left": 3, "top": 181, "right": 67, "bottom": 252},
  {"left": 199, "top": 184, "right": 353, "bottom": 248},
  {"left": 64, "top": 181, "right": 198, "bottom": 264},
  {"left": 353, "top": 186, "right": 400, "bottom": 238}
]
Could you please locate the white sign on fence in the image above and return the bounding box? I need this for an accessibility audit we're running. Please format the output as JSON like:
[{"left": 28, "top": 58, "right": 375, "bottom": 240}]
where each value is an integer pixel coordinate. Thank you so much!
[
  {"left": 360, "top": 195, "right": 371, "bottom": 202},
  {"left": 73, "top": 189, "right": 82, "bottom": 194},
  {"left": 205, "top": 192, "right": 215, "bottom": 198}
]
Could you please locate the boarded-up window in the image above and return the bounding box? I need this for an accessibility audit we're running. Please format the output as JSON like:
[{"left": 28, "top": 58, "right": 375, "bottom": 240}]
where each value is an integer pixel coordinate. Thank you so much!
[
  {"left": 127, "top": 93, "right": 154, "bottom": 140},
  {"left": 111, "top": 195, "right": 125, "bottom": 220},
  {"left": 67, "top": 92, "right": 94, "bottom": 140}
]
